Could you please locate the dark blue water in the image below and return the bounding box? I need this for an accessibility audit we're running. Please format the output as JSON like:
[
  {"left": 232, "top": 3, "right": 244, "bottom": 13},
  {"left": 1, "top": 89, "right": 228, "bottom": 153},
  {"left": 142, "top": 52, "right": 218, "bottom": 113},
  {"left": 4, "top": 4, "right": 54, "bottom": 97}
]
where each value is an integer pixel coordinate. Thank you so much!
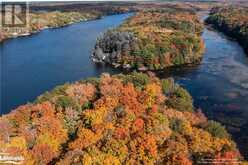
[
  {"left": 158, "top": 26, "right": 248, "bottom": 159},
  {"left": 0, "top": 13, "right": 131, "bottom": 114},
  {"left": 155, "top": 14, "right": 248, "bottom": 158},
  {"left": 1, "top": 12, "right": 248, "bottom": 158}
]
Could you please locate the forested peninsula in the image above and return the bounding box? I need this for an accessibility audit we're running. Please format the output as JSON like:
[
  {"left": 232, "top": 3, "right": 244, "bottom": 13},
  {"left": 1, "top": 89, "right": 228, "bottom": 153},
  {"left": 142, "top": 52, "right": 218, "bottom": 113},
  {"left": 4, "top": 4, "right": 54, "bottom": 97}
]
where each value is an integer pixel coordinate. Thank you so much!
[
  {"left": 92, "top": 7, "right": 205, "bottom": 71},
  {"left": 0, "top": 72, "right": 245, "bottom": 164}
]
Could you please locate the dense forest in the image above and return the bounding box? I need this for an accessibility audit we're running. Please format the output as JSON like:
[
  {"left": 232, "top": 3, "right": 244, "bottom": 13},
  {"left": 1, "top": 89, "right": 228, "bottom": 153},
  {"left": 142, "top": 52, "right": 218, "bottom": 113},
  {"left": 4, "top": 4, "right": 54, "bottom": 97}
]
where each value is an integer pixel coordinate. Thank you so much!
[
  {"left": 0, "top": 72, "right": 246, "bottom": 164},
  {"left": 206, "top": 6, "right": 248, "bottom": 54},
  {"left": 92, "top": 7, "right": 205, "bottom": 71}
]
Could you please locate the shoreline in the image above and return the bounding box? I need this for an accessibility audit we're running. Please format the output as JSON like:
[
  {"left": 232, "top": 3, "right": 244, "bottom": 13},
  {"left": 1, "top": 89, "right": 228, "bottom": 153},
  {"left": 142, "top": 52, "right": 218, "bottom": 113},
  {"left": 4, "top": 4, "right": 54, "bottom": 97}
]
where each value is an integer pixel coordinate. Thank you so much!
[
  {"left": 0, "top": 15, "right": 105, "bottom": 43},
  {"left": 92, "top": 9, "right": 205, "bottom": 71},
  {"left": 0, "top": 11, "right": 131, "bottom": 43},
  {"left": 92, "top": 56, "right": 204, "bottom": 72},
  {"left": 205, "top": 7, "right": 248, "bottom": 55},
  {"left": 205, "top": 23, "right": 248, "bottom": 55}
]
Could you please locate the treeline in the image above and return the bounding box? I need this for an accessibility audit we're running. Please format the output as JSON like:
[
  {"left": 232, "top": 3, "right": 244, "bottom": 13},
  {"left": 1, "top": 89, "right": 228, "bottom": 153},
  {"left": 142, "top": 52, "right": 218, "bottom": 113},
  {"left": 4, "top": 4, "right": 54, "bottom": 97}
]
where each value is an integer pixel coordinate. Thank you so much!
[
  {"left": 92, "top": 7, "right": 205, "bottom": 71},
  {"left": 0, "top": 72, "right": 245, "bottom": 164},
  {"left": 206, "top": 6, "right": 248, "bottom": 54},
  {"left": 0, "top": 4, "right": 134, "bottom": 42},
  {"left": 0, "top": 11, "right": 97, "bottom": 42}
]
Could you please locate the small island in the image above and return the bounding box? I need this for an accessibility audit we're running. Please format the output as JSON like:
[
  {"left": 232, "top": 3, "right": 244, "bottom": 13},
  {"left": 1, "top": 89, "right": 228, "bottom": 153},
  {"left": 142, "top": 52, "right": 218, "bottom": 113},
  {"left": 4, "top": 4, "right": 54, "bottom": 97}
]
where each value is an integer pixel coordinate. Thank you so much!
[
  {"left": 0, "top": 72, "right": 245, "bottom": 164},
  {"left": 206, "top": 6, "right": 248, "bottom": 54},
  {"left": 92, "top": 7, "right": 205, "bottom": 71}
]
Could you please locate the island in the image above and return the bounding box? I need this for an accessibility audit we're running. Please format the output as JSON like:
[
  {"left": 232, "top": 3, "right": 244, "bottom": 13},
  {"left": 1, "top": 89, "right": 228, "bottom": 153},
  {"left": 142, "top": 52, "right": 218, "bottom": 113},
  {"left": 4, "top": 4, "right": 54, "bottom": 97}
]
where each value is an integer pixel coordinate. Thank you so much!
[
  {"left": 0, "top": 72, "right": 245, "bottom": 164},
  {"left": 92, "top": 7, "right": 205, "bottom": 71},
  {"left": 206, "top": 6, "right": 248, "bottom": 54}
]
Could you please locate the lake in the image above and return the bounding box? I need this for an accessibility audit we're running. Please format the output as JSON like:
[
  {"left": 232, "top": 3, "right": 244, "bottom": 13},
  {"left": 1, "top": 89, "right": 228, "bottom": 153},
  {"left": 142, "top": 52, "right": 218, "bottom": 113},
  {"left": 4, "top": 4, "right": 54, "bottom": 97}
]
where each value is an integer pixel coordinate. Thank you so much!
[
  {"left": 0, "top": 13, "right": 131, "bottom": 114},
  {"left": 1, "top": 12, "right": 248, "bottom": 159}
]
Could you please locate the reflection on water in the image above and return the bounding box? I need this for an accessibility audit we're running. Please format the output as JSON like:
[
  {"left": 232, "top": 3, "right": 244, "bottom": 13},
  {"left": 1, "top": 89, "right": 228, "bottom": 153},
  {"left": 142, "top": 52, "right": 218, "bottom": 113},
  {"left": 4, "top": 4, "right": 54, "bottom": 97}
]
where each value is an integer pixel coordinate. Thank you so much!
[{"left": 158, "top": 27, "right": 248, "bottom": 159}]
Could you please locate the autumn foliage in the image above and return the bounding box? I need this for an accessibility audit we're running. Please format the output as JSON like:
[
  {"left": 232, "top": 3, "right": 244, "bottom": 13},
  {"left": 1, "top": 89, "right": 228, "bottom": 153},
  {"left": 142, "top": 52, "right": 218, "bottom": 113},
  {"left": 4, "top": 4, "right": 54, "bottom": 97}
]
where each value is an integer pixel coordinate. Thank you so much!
[
  {"left": 92, "top": 7, "right": 205, "bottom": 70},
  {"left": 0, "top": 73, "right": 246, "bottom": 164},
  {"left": 206, "top": 6, "right": 248, "bottom": 54}
]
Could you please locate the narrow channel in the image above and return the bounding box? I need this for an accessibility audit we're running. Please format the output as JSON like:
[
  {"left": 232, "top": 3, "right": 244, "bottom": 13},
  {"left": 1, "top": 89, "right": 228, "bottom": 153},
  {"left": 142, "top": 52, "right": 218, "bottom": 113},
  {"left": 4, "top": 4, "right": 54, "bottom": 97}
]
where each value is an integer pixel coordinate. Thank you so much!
[{"left": 158, "top": 14, "right": 248, "bottom": 158}]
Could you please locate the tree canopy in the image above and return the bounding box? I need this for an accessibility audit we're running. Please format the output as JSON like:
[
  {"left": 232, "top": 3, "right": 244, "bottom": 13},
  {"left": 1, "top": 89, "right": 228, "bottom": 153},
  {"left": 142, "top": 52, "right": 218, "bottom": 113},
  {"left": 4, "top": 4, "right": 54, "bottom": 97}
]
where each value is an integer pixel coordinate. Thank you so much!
[{"left": 0, "top": 72, "right": 245, "bottom": 164}]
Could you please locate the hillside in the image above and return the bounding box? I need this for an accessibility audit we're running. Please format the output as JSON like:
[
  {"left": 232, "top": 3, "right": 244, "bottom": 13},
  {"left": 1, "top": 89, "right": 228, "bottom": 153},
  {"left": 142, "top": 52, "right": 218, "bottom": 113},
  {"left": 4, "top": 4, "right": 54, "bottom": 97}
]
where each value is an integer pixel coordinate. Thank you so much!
[{"left": 0, "top": 72, "right": 245, "bottom": 164}]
